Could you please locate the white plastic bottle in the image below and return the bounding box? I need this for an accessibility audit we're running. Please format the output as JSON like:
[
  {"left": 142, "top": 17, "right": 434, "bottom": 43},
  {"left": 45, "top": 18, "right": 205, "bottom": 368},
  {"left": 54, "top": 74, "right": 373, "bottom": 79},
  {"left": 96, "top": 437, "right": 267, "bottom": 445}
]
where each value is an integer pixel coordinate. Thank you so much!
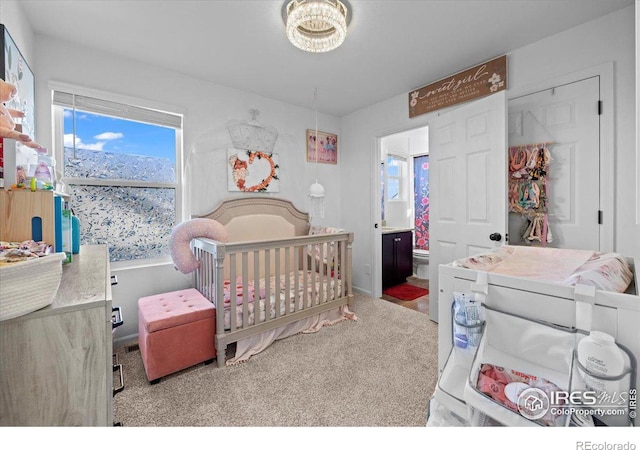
[
  {"left": 453, "top": 294, "right": 468, "bottom": 349},
  {"left": 577, "top": 331, "right": 625, "bottom": 395}
]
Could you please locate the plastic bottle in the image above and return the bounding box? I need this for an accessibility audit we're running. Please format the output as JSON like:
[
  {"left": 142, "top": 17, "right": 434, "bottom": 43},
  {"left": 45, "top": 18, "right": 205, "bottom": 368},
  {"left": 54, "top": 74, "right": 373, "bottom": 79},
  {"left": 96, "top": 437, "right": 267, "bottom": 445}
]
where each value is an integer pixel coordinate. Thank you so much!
[
  {"left": 453, "top": 293, "right": 468, "bottom": 349},
  {"left": 71, "top": 214, "right": 81, "bottom": 254},
  {"left": 577, "top": 331, "right": 625, "bottom": 395},
  {"left": 35, "top": 151, "right": 55, "bottom": 184}
]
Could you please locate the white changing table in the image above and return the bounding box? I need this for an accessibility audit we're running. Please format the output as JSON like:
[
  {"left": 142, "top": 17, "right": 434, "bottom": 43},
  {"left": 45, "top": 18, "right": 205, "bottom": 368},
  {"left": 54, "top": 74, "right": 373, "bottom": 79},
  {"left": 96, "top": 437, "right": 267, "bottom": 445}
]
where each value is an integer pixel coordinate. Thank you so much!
[{"left": 432, "top": 249, "right": 639, "bottom": 427}]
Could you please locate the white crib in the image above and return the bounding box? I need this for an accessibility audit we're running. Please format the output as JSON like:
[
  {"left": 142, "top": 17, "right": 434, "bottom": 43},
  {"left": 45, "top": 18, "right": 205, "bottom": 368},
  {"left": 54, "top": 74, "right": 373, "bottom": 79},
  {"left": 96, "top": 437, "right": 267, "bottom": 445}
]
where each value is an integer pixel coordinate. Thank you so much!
[{"left": 191, "top": 197, "right": 355, "bottom": 367}]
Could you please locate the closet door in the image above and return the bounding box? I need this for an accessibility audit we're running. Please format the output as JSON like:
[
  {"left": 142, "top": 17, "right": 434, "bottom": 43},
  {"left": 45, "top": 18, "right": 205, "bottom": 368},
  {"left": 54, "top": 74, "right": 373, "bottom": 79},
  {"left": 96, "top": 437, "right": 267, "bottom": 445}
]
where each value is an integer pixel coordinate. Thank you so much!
[{"left": 508, "top": 77, "right": 600, "bottom": 251}]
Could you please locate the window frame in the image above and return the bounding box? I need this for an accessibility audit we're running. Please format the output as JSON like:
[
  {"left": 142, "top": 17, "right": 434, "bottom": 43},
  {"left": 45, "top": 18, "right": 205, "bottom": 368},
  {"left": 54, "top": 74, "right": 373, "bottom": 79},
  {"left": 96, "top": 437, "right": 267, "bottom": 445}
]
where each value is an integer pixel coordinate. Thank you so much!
[
  {"left": 50, "top": 82, "right": 184, "bottom": 268},
  {"left": 383, "top": 154, "right": 407, "bottom": 202}
]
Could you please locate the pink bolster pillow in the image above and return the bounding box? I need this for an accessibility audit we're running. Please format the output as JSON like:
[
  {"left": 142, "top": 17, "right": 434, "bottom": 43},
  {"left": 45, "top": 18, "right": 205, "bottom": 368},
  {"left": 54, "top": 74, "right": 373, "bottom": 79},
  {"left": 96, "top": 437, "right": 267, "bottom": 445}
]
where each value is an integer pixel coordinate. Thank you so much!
[{"left": 169, "top": 218, "right": 229, "bottom": 274}]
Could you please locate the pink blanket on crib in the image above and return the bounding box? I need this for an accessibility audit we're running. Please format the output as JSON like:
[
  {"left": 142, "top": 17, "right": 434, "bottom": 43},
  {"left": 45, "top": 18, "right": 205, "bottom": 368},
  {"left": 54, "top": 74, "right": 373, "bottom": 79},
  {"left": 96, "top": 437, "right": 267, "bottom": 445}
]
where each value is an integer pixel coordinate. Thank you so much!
[
  {"left": 221, "top": 271, "right": 340, "bottom": 308},
  {"left": 222, "top": 277, "right": 265, "bottom": 307}
]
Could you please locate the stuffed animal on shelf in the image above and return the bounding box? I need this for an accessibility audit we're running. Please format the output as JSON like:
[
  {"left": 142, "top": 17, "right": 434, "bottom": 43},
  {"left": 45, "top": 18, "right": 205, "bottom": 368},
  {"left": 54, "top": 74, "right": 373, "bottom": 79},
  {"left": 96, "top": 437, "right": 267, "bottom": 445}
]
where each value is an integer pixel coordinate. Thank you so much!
[{"left": 0, "top": 79, "right": 43, "bottom": 149}]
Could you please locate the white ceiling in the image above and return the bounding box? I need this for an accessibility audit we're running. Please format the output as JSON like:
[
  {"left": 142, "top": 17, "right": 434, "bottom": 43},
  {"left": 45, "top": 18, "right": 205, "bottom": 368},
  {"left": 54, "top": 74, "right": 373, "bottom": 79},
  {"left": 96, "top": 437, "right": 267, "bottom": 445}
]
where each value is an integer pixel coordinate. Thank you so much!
[{"left": 19, "top": 0, "right": 634, "bottom": 117}]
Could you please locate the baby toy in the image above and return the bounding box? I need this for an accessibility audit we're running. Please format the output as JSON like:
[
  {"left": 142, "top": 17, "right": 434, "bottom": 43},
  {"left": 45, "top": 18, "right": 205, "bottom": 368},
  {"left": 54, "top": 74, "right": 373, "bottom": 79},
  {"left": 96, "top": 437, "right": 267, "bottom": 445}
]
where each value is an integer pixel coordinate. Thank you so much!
[
  {"left": 0, "top": 79, "right": 43, "bottom": 149},
  {"left": 169, "top": 218, "right": 229, "bottom": 274}
]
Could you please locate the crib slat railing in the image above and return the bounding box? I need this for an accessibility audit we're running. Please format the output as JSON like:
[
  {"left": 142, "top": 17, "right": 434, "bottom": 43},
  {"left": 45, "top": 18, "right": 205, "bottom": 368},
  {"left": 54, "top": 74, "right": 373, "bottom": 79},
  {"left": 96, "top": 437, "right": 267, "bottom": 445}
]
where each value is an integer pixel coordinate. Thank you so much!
[
  {"left": 332, "top": 243, "right": 339, "bottom": 300},
  {"left": 302, "top": 243, "right": 309, "bottom": 310},
  {"left": 194, "top": 247, "right": 201, "bottom": 294},
  {"left": 264, "top": 249, "right": 271, "bottom": 323},
  {"left": 229, "top": 253, "right": 237, "bottom": 332},
  {"left": 346, "top": 232, "right": 354, "bottom": 310},
  {"left": 191, "top": 232, "right": 355, "bottom": 367},
  {"left": 311, "top": 245, "right": 318, "bottom": 306},
  {"left": 253, "top": 250, "right": 260, "bottom": 325},
  {"left": 241, "top": 252, "right": 249, "bottom": 329},
  {"left": 340, "top": 240, "right": 346, "bottom": 297},
  {"left": 318, "top": 242, "right": 324, "bottom": 303},
  {"left": 197, "top": 238, "right": 228, "bottom": 368},
  {"left": 194, "top": 233, "right": 353, "bottom": 310},
  {"left": 275, "top": 248, "right": 281, "bottom": 319},
  {"left": 293, "top": 245, "right": 301, "bottom": 313}
]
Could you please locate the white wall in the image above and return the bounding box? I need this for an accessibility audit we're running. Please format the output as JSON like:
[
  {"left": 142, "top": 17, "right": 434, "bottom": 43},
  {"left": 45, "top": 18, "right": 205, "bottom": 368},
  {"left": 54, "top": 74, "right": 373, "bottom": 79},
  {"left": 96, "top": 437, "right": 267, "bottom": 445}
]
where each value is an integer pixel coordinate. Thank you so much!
[
  {"left": 5, "top": 0, "right": 343, "bottom": 342},
  {"left": 408, "top": 127, "right": 429, "bottom": 157},
  {"left": 33, "top": 39, "right": 342, "bottom": 224},
  {"left": 110, "top": 263, "right": 192, "bottom": 343},
  {"left": 30, "top": 37, "right": 343, "bottom": 341},
  {"left": 0, "top": 1, "right": 35, "bottom": 75},
  {"left": 342, "top": 6, "right": 638, "bottom": 296}
]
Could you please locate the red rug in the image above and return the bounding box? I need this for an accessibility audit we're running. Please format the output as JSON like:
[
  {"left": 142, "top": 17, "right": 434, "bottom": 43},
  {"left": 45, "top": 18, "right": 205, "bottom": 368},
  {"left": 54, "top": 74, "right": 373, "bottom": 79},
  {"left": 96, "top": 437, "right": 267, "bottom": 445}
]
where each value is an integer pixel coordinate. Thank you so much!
[{"left": 383, "top": 283, "right": 429, "bottom": 301}]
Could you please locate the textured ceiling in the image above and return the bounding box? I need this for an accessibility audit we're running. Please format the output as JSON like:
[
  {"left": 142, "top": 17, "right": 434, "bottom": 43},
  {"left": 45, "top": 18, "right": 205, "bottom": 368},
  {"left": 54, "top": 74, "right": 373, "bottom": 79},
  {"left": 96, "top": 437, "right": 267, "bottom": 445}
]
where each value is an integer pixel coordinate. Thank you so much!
[{"left": 19, "top": 0, "right": 634, "bottom": 116}]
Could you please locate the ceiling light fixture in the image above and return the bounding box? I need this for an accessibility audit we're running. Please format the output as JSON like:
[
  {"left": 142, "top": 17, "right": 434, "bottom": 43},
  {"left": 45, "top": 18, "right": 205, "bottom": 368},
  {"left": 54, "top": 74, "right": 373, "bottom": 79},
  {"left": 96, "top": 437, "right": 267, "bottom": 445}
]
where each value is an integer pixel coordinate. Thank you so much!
[{"left": 285, "top": 0, "right": 349, "bottom": 53}]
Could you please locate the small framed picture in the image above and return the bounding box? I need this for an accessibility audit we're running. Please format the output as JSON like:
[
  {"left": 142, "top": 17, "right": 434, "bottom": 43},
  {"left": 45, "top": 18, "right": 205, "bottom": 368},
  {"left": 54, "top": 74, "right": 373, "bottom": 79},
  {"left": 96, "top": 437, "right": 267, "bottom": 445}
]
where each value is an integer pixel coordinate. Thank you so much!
[{"left": 306, "top": 129, "right": 337, "bottom": 165}]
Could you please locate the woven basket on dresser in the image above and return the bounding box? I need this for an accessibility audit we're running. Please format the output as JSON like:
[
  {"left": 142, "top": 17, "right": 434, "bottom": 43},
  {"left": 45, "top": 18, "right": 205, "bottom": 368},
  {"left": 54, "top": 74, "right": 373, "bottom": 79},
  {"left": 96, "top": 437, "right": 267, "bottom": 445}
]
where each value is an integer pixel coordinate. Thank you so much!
[{"left": 0, "top": 252, "right": 66, "bottom": 321}]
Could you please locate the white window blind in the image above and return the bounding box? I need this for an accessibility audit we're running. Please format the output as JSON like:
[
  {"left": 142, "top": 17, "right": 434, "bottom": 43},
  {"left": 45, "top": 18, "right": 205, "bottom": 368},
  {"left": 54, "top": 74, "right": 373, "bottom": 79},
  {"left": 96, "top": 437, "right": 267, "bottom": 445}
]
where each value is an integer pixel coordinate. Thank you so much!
[{"left": 52, "top": 91, "right": 182, "bottom": 129}]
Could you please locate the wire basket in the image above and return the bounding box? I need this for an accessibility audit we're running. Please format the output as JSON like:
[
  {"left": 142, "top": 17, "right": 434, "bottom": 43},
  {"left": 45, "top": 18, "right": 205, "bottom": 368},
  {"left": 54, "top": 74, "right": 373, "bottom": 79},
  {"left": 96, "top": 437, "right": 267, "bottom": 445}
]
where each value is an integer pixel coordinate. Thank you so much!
[{"left": 0, "top": 252, "right": 66, "bottom": 321}]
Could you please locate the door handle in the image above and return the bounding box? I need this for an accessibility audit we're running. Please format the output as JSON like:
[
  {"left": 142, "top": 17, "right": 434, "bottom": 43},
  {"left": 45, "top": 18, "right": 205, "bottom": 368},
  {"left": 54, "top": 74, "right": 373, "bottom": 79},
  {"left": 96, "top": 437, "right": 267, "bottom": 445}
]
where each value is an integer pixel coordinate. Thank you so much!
[{"left": 489, "top": 232, "right": 502, "bottom": 242}]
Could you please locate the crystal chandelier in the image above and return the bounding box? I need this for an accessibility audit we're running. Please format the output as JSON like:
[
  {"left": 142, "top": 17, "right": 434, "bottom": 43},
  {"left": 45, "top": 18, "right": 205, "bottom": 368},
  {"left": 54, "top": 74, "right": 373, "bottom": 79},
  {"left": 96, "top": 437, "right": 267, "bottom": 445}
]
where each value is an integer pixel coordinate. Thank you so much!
[{"left": 285, "top": 0, "right": 349, "bottom": 53}]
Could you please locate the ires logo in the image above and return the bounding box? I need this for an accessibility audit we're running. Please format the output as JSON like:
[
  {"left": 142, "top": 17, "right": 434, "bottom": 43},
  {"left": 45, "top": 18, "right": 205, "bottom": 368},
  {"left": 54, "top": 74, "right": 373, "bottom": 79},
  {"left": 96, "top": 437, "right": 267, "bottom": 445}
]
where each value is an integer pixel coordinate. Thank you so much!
[
  {"left": 549, "top": 390, "right": 599, "bottom": 405},
  {"left": 517, "top": 388, "right": 551, "bottom": 420},
  {"left": 516, "top": 387, "right": 632, "bottom": 423}
]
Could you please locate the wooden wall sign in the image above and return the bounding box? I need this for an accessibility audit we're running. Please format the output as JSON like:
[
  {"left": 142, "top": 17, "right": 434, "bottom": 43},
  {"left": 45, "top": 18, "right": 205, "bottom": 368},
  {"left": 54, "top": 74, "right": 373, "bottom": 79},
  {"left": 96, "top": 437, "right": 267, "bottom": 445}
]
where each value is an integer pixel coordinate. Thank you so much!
[{"left": 409, "top": 55, "right": 507, "bottom": 118}]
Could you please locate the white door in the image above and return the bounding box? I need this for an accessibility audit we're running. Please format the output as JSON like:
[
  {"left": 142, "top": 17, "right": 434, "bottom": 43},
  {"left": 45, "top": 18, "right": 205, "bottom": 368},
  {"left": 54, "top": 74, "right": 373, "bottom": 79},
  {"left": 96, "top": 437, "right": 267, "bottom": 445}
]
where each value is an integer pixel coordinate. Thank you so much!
[
  {"left": 429, "top": 91, "right": 507, "bottom": 323},
  {"left": 508, "top": 77, "right": 600, "bottom": 250}
]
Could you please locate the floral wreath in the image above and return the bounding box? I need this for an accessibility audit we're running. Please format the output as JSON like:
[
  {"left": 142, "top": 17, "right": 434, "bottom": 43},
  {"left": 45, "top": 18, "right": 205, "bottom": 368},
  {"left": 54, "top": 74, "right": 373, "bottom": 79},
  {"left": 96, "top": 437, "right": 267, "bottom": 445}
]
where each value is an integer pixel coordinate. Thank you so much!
[{"left": 236, "top": 150, "right": 279, "bottom": 192}]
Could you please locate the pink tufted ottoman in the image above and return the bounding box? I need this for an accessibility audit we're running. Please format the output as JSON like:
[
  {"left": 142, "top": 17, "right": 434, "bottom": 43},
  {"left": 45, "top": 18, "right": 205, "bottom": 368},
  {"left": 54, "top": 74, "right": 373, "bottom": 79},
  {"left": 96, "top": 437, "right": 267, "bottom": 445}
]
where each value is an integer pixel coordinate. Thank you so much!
[{"left": 138, "top": 288, "right": 216, "bottom": 383}]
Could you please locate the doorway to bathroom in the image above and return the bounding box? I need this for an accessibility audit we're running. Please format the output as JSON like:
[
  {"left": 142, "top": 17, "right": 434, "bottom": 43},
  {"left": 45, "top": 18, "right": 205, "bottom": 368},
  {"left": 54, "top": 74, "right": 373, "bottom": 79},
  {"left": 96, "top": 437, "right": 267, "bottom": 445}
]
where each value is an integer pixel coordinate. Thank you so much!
[{"left": 379, "top": 125, "right": 430, "bottom": 314}]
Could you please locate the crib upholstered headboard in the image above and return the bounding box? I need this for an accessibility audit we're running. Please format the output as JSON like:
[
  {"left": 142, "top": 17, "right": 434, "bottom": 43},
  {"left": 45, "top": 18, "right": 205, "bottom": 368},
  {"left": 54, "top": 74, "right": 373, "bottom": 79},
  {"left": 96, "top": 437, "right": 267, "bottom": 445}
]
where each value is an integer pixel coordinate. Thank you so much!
[{"left": 192, "top": 197, "right": 310, "bottom": 243}]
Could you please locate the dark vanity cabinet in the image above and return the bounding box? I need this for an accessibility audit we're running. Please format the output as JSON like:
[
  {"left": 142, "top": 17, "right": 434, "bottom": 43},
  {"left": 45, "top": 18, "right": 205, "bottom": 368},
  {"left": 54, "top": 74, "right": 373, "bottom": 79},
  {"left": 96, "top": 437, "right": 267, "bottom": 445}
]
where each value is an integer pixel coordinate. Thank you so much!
[{"left": 382, "top": 230, "right": 413, "bottom": 289}]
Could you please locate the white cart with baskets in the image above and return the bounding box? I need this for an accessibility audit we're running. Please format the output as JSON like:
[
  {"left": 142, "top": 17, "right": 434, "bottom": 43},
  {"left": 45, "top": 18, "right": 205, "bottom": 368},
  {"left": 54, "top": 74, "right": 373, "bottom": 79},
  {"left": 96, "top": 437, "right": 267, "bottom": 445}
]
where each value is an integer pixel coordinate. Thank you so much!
[{"left": 429, "top": 249, "right": 639, "bottom": 428}]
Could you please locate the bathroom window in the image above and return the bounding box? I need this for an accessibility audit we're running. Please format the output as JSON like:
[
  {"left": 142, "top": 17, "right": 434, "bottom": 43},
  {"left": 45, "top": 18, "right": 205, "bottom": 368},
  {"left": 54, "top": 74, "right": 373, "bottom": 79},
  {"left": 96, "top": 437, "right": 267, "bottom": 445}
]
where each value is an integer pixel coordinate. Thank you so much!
[
  {"left": 52, "top": 89, "right": 183, "bottom": 263},
  {"left": 414, "top": 154, "right": 429, "bottom": 250},
  {"left": 383, "top": 154, "right": 407, "bottom": 201}
]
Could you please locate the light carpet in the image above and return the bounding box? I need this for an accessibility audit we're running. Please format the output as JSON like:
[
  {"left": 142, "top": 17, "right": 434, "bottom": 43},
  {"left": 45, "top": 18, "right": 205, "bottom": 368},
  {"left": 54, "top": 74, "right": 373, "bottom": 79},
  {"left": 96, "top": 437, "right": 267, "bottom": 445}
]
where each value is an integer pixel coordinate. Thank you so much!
[{"left": 113, "top": 294, "right": 439, "bottom": 427}]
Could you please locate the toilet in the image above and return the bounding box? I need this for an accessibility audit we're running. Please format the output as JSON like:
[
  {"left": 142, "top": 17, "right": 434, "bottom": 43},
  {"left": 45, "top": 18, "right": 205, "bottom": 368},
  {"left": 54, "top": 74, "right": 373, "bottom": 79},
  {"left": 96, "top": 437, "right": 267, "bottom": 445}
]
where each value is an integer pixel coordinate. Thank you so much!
[{"left": 413, "top": 248, "right": 430, "bottom": 279}]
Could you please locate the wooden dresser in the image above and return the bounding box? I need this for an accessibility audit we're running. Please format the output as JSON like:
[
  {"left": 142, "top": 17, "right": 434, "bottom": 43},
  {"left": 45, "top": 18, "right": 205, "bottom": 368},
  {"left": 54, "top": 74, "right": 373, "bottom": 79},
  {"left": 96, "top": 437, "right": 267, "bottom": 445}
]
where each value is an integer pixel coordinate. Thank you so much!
[{"left": 0, "top": 245, "right": 113, "bottom": 426}]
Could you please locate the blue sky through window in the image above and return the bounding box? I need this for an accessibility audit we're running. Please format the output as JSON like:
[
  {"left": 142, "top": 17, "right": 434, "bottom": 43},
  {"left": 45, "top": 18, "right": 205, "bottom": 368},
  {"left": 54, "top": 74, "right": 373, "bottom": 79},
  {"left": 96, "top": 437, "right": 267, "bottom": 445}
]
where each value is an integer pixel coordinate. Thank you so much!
[{"left": 63, "top": 108, "right": 176, "bottom": 162}]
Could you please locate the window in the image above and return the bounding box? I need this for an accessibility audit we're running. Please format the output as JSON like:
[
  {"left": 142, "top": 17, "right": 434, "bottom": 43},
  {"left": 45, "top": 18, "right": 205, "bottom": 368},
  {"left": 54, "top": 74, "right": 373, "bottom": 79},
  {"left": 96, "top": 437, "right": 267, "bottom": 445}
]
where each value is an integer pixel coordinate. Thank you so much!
[
  {"left": 53, "top": 89, "right": 182, "bottom": 263},
  {"left": 383, "top": 154, "right": 407, "bottom": 201}
]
